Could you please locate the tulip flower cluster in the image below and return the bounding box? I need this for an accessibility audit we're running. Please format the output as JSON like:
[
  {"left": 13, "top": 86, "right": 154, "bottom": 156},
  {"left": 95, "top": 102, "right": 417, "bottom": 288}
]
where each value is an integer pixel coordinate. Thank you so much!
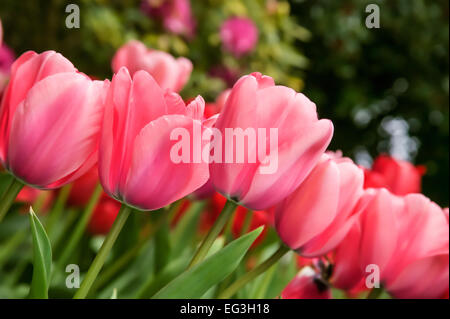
[{"left": 0, "top": 39, "right": 447, "bottom": 300}]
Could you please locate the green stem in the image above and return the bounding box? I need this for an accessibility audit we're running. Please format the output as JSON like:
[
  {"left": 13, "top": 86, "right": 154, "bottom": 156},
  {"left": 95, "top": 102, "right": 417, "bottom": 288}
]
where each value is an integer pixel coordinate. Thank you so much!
[
  {"left": 0, "top": 176, "right": 14, "bottom": 201},
  {"left": 240, "top": 209, "right": 252, "bottom": 236},
  {"left": 90, "top": 237, "right": 148, "bottom": 293},
  {"left": 0, "top": 178, "right": 24, "bottom": 223},
  {"left": 251, "top": 262, "right": 278, "bottom": 299},
  {"left": 367, "top": 287, "right": 383, "bottom": 299},
  {"left": 73, "top": 204, "right": 131, "bottom": 299},
  {"left": 46, "top": 184, "right": 72, "bottom": 238},
  {"left": 0, "top": 230, "right": 27, "bottom": 269},
  {"left": 55, "top": 184, "right": 103, "bottom": 274},
  {"left": 154, "top": 212, "right": 171, "bottom": 274},
  {"left": 218, "top": 244, "right": 290, "bottom": 299},
  {"left": 187, "top": 199, "right": 237, "bottom": 269}
]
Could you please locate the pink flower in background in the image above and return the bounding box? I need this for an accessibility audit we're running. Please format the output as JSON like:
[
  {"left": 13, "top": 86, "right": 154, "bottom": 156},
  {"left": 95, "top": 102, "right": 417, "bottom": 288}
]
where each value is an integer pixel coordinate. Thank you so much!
[
  {"left": 0, "top": 51, "right": 108, "bottom": 189},
  {"left": 99, "top": 67, "right": 210, "bottom": 211},
  {"left": 275, "top": 154, "right": 366, "bottom": 257},
  {"left": 112, "top": 40, "right": 192, "bottom": 92},
  {"left": 281, "top": 267, "right": 332, "bottom": 299},
  {"left": 220, "top": 17, "right": 259, "bottom": 57},
  {"left": 0, "top": 17, "right": 15, "bottom": 97},
  {"left": 363, "top": 154, "right": 426, "bottom": 195},
  {"left": 141, "top": 0, "right": 195, "bottom": 38},
  {"left": 210, "top": 72, "right": 333, "bottom": 210},
  {"left": 0, "top": 44, "right": 14, "bottom": 97}
]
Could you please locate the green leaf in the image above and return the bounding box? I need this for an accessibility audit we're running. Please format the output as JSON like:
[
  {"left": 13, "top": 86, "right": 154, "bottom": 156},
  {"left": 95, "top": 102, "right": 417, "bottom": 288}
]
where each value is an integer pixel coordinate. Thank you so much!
[
  {"left": 170, "top": 201, "right": 205, "bottom": 258},
  {"left": 154, "top": 218, "right": 171, "bottom": 274},
  {"left": 28, "top": 207, "right": 52, "bottom": 299},
  {"left": 153, "top": 226, "right": 263, "bottom": 299}
]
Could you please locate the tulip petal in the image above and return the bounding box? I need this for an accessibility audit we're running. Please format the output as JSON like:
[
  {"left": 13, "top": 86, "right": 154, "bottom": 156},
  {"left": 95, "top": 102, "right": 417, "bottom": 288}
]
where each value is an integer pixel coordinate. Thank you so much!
[
  {"left": 0, "top": 51, "right": 76, "bottom": 162},
  {"left": 275, "top": 159, "right": 340, "bottom": 250},
  {"left": 360, "top": 189, "right": 402, "bottom": 275},
  {"left": 331, "top": 223, "right": 365, "bottom": 290},
  {"left": 7, "top": 73, "right": 104, "bottom": 188},
  {"left": 300, "top": 162, "right": 365, "bottom": 256},
  {"left": 242, "top": 119, "right": 333, "bottom": 210},
  {"left": 386, "top": 254, "right": 449, "bottom": 299},
  {"left": 100, "top": 68, "right": 171, "bottom": 195},
  {"left": 122, "top": 115, "right": 209, "bottom": 210}
]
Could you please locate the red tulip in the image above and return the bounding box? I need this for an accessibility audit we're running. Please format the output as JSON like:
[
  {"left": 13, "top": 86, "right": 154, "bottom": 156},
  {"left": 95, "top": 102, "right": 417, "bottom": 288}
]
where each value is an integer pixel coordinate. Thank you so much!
[
  {"left": 210, "top": 73, "right": 333, "bottom": 210},
  {"left": 275, "top": 154, "right": 366, "bottom": 257},
  {"left": 0, "top": 51, "right": 108, "bottom": 189},
  {"left": 363, "top": 155, "right": 426, "bottom": 195},
  {"left": 67, "top": 165, "right": 99, "bottom": 207},
  {"left": 88, "top": 196, "right": 121, "bottom": 235}
]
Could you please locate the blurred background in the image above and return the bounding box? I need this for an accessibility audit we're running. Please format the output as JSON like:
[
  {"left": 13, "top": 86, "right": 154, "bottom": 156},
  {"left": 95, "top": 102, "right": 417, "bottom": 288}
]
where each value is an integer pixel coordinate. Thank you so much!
[{"left": 1, "top": 0, "right": 448, "bottom": 206}]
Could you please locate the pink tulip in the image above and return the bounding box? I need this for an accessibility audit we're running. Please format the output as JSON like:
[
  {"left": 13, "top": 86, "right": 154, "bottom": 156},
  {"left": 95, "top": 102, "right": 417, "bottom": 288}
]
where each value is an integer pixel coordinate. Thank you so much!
[
  {"left": 359, "top": 189, "right": 449, "bottom": 298},
  {"left": 0, "top": 51, "right": 108, "bottom": 188},
  {"left": 331, "top": 221, "right": 366, "bottom": 291},
  {"left": 141, "top": 0, "right": 195, "bottom": 38},
  {"left": 275, "top": 154, "right": 366, "bottom": 257},
  {"left": 99, "top": 67, "right": 210, "bottom": 211},
  {"left": 386, "top": 253, "right": 449, "bottom": 299},
  {"left": 111, "top": 40, "right": 192, "bottom": 92},
  {"left": 281, "top": 267, "right": 332, "bottom": 299},
  {"left": 220, "top": 17, "right": 259, "bottom": 57},
  {"left": 210, "top": 72, "right": 333, "bottom": 210}
]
